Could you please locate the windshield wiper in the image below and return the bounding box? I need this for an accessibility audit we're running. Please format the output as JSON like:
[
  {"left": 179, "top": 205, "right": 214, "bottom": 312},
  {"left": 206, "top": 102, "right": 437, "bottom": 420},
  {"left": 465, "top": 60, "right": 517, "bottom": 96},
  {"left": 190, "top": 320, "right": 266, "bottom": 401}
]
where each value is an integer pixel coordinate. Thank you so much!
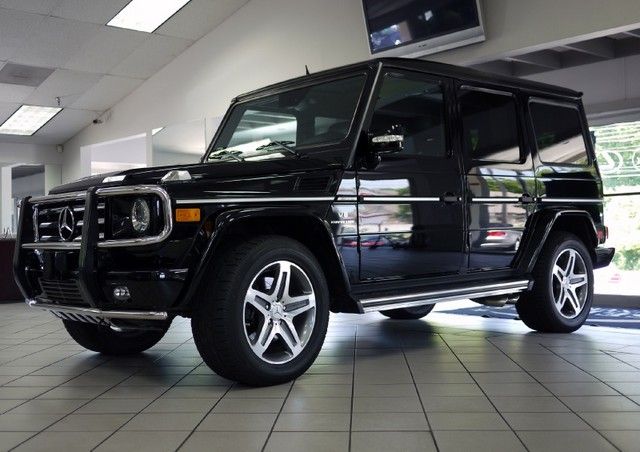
[
  {"left": 255, "top": 140, "right": 301, "bottom": 158},
  {"left": 208, "top": 149, "right": 244, "bottom": 162}
]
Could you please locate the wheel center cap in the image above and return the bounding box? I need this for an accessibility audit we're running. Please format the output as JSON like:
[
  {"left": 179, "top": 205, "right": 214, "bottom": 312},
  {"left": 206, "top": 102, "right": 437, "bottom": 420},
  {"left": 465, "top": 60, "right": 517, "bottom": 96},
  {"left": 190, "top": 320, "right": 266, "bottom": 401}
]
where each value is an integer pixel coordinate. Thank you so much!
[{"left": 271, "top": 303, "right": 285, "bottom": 320}]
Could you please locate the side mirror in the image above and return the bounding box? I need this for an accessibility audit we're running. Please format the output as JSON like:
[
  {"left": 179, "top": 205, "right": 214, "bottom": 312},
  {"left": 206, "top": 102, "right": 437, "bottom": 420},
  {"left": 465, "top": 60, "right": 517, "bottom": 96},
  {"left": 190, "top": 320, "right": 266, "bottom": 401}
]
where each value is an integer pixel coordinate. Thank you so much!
[{"left": 370, "top": 134, "right": 404, "bottom": 155}]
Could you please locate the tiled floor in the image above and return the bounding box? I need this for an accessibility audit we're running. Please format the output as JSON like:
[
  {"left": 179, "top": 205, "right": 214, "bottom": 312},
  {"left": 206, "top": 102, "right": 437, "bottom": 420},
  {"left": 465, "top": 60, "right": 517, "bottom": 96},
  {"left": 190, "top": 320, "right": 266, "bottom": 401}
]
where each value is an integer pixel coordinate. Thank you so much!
[{"left": 0, "top": 301, "right": 639, "bottom": 452}]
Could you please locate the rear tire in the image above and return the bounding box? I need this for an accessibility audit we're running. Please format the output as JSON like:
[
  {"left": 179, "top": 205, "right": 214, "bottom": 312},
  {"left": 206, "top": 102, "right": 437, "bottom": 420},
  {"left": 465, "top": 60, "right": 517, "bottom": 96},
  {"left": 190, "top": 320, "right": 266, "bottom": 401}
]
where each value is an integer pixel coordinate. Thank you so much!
[
  {"left": 191, "top": 236, "right": 330, "bottom": 386},
  {"left": 516, "top": 232, "right": 593, "bottom": 333},
  {"left": 380, "top": 304, "right": 435, "bottom": 320},
  {"left": 63, "top": 320, "right": 169, "bottom": 355}
]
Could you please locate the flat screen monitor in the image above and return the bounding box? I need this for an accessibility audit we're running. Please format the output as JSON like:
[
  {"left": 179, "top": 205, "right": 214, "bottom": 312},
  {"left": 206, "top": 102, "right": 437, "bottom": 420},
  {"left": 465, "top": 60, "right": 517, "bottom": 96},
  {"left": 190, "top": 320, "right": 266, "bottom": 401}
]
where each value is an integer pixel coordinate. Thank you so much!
[{"left": 363, "top": 0, "right": 485, "bottom": 57}]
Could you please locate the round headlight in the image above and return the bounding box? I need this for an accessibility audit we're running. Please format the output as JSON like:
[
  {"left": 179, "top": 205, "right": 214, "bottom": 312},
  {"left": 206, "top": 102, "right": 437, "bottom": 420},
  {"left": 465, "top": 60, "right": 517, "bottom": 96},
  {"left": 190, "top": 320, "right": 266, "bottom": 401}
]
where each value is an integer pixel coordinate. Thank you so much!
[{"left": 131, "top": 198, "right": 151, "bottom": 233}]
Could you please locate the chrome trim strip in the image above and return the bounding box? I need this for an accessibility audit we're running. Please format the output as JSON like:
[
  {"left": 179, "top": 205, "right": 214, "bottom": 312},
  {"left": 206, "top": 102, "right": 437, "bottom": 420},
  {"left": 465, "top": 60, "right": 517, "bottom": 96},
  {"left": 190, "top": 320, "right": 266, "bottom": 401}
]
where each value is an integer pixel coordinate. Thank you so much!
[
  {"left": 471, "top": 197, "right": 521, "bottom": 203},
  {"left": 540, "top": 198, "right": 602, "bottom": 204},
  {"left": 175, "top": 197, "right": 334, "bottom": 205},
  {"left": 360, "top": 280, "right": 531, "bottom": 313},
  {"left": 361, "top": 196, "right": 440, "bottom": 202},
  {"left": 335, "top": 196, "right": 358, "bottom": 202},
  {"left": 27, "top": 299, "right": 168, "bottom": 321},
  {"left": 23, "top": 185, "right": 173, "bottom": 250}
]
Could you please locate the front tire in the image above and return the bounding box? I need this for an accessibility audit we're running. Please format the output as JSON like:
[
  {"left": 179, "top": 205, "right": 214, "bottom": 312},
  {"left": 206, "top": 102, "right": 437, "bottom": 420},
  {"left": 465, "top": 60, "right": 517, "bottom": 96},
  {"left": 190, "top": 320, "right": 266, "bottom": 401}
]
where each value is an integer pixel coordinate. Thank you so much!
[
  {"left": 516, "top": 232, "right": 593, "bottom": 333},
  {"left": 380, "top": 305, "right": 435, "bottom": 320},
  {"left": 63, "top": 320, "right": 169, "bottom": 355},
  {"left": 191, "top": 236, "right": 330, "bottom": 386}
]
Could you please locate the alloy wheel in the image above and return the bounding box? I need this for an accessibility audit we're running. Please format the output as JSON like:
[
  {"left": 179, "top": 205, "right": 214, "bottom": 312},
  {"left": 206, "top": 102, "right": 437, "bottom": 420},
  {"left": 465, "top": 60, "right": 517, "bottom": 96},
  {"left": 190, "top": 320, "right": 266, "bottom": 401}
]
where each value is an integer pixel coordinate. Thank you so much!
[
  {"left": 243, "top": 260, "right": 316, "bottom": 364},
  {"left": 551, "top": 248, "right": 589, "bottom": 319}
]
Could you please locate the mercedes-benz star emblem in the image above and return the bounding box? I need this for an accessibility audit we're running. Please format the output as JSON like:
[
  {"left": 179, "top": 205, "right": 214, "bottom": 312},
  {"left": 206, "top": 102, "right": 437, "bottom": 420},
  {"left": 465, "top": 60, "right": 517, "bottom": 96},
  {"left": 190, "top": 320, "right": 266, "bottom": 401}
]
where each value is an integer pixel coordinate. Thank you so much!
[{"left": 58, "top": 207, "right": 75, "bottom": 241}]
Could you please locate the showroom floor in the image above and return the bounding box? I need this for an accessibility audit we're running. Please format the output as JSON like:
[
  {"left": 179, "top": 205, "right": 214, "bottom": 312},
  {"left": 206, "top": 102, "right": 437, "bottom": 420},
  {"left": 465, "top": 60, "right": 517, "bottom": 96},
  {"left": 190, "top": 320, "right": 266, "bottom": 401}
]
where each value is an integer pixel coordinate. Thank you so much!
[{"left": 0, "top": 303, "right": 638, "bottom": 452}]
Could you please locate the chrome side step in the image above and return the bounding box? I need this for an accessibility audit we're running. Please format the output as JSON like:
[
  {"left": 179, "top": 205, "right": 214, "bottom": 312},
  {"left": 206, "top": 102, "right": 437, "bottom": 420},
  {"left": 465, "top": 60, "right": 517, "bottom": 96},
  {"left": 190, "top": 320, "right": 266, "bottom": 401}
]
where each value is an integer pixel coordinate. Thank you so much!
[
  {"left": 27, "top": 299, "right": 168, "bottom": 321},
  {"left": 359, "top": 280, "right": 532, "bottom": 313}
]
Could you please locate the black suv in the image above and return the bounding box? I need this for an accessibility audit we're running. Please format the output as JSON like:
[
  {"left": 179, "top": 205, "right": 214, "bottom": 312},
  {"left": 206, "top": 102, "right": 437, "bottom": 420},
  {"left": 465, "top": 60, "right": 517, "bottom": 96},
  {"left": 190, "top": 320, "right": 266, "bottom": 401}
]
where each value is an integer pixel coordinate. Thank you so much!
[{"left": 14, "top": 59, "right": 614, "bottom": 386}]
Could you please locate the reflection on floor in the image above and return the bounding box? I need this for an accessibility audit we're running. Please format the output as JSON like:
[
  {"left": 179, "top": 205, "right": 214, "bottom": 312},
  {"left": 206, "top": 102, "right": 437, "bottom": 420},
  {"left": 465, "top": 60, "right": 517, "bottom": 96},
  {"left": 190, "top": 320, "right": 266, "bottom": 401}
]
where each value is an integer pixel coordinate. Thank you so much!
[
  {"left": 0, "top": 302, "right": 639, "bottom": 451},
  {"left": 438, "top": 302, "right": 640, "bottom": 329}
]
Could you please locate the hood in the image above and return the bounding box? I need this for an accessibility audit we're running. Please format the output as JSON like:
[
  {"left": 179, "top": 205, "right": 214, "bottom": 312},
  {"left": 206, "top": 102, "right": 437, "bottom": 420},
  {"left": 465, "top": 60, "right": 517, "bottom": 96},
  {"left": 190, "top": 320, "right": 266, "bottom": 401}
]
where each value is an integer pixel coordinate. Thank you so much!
[{"left": 49, "top": 155, "right": 344, "bottom": 195}]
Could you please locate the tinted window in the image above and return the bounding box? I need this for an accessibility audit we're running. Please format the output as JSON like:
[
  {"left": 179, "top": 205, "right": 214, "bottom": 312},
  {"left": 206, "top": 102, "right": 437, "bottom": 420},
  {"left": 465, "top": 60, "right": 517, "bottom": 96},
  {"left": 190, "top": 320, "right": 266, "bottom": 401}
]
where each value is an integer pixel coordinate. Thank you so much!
[
  {"left": 530, "top": 101, "right": 589, "bottom": 165},
  {"left": 370, "top": 73, "right": 447, "bottom": 157},
  {"left": 459, "top": 88, "right": 521, "bottom": 163}
]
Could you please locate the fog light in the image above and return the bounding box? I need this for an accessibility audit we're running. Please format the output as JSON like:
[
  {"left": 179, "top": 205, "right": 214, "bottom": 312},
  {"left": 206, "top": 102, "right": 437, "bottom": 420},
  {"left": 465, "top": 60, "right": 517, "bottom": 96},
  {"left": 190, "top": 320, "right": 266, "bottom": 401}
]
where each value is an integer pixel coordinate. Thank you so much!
[{"left": 113, "top": 286, "right": 130, "bottom": 301}]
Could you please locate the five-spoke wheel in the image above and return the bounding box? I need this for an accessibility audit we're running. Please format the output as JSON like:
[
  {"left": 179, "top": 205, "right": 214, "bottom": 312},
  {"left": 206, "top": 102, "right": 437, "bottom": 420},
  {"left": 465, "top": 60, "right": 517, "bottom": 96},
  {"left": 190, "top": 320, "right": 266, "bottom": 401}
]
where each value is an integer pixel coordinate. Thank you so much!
[
  {"left": 551, "top": 249, "right": 589, "bottom": 319},
  {"left": 517, "top": 232, "right": 594, "bottom": 333},
  {"left": 192, "top": 236, "right": 329, "bottom": 386},
  {"left": 244, "top": 261, "right": 316, "bottom": 364}
]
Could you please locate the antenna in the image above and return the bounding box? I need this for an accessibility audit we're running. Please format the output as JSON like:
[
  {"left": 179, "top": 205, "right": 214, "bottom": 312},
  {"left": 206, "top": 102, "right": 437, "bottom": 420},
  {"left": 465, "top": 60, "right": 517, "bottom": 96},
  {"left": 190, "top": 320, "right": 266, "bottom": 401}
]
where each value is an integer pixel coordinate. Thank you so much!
[{"left": 305, "top": 65, "right": 311, "bottom": 75}]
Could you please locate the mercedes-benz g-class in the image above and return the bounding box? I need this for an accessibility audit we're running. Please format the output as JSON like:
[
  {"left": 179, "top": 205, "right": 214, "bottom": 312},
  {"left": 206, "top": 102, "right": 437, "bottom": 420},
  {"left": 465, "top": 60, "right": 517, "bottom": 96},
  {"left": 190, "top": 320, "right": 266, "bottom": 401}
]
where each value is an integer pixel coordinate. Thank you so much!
[{"left": 14, "top": 59, "right": 614, "bottom": 386}]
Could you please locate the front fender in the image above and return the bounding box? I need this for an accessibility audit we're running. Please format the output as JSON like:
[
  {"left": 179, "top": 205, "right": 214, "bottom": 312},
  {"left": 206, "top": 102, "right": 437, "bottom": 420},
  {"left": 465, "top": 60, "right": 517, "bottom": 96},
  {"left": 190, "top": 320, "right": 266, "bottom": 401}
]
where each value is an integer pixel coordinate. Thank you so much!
[{"left": 176, "top": 206, "right": 352, "bottom": 312}]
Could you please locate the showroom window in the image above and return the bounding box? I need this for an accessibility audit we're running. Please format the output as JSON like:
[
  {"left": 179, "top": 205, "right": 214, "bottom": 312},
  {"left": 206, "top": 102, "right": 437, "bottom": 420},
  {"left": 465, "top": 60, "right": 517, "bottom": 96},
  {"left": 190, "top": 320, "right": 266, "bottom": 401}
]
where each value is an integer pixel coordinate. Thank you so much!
[
  {"left": 459, "top": 88, "right": 521, "bottom": 163},
  {"left": 591, "top": 120, "right": 640, "bottom": 298},
  {"left": 370, "top": 72, "right": 447, "bottom": 158},
  {"left": 530, "top": 100, "right": 589, "bottom": 166}
]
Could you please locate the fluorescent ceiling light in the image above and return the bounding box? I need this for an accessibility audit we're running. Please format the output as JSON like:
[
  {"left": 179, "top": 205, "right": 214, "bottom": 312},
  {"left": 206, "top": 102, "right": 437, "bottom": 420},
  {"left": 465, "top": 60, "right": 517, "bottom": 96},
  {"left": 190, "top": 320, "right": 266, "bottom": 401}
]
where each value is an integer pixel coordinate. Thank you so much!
[
  {"left": 107, "top": 0, "right": 192, "bottom": 33},
  {"left": 0, "top": 105, "right": 62, "bottom": 136}
]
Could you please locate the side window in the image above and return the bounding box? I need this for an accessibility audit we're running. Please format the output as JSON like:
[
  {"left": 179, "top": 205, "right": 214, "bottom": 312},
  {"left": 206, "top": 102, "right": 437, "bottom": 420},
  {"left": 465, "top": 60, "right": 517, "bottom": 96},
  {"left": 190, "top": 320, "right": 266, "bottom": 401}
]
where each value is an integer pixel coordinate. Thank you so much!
[
  {"left": 459, "top": 88, "right": 521, "bottom": 163},
  {"left": 370, "top": 73, "right": 447, "bottom": 158},
  {"left": 530, "top": 101, "right": 589, "bottom": 166}
]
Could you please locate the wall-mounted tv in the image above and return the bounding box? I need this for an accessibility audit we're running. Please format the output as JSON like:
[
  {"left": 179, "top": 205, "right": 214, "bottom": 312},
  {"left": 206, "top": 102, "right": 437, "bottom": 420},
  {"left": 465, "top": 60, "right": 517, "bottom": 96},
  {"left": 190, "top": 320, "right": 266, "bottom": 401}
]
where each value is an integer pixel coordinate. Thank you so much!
[{"left": 362, "top": 0, "right": 485, "bottom": 57}]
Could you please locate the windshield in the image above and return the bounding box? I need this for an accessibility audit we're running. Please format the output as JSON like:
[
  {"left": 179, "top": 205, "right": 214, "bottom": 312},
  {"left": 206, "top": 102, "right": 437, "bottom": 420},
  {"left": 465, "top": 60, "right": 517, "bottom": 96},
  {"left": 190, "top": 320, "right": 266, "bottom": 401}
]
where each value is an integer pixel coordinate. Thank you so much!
[{"left": 206, "top": 75, "right": 367, "bottom": 162}]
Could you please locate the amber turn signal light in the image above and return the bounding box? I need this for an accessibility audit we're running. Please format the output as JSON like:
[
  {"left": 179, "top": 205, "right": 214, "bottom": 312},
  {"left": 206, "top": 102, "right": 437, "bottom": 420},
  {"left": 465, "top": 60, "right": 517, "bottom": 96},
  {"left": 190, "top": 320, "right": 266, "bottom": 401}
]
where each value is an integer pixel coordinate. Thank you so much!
[{"left": 175, "top": 208, "right": 201, "bottom": 222}]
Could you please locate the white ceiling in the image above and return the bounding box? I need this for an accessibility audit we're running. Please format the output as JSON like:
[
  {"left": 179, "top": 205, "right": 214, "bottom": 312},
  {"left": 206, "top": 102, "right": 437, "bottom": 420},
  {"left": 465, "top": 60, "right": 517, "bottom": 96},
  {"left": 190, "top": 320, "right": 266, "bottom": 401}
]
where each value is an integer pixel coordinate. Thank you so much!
[{"left": 0, "top": 0, "right": 249, "bottom": 145}]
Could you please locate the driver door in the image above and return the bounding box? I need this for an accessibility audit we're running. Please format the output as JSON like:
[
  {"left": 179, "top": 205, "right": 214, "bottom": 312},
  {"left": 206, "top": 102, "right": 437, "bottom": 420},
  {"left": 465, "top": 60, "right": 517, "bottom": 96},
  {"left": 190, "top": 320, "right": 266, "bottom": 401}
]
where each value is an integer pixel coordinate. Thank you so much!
[{"left": 357, "top": 70, "right": 465, "bottom": 281}]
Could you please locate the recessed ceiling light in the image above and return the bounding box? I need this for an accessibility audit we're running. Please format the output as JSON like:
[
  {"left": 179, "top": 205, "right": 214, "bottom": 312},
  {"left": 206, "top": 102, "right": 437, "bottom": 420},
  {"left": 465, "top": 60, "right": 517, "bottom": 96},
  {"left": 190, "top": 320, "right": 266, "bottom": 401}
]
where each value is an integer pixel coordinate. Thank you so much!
[
  {"left": 107, "top": 0, "right": 192, "bottom": 33},
  {"left": 0, "top": 105, "right": 62, "bottom": 136}
]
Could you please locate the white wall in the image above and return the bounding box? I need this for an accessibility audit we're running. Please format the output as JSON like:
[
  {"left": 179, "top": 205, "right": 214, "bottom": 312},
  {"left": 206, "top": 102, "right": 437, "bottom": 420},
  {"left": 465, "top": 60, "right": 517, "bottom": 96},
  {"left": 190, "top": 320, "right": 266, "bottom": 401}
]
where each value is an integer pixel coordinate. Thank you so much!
[
  {"left": 61, "top": 0, "right": 640, "bottom": 182},
  {"left": 0, "top": 142, "right": 62, "bottom": 166}
]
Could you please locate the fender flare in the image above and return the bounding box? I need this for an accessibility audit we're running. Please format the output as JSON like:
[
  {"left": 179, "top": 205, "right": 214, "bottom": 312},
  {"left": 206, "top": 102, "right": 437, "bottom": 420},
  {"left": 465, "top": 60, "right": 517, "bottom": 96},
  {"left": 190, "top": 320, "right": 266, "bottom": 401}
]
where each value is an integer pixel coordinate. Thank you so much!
[
  {"left": 178, "top": 206, "right": 352, "bottom": 310},
  {"left": 515, "top": 208, "right": 598, "bottom": 274}
]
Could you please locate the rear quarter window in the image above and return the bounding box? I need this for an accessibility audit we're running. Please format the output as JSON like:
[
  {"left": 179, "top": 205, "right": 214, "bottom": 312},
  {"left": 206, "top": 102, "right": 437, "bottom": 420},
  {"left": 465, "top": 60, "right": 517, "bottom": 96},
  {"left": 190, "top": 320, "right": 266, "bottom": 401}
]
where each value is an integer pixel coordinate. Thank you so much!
[{"left": 530, "top": 100, "right": 589, "bottom": 166}]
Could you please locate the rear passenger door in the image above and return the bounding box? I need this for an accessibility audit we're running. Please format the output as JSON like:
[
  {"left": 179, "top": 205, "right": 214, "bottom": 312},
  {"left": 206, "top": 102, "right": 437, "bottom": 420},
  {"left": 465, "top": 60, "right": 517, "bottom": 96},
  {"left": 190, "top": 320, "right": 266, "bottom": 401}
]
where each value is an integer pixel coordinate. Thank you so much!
[{"left": 456, "top": 85, "right": 536, "bottom": 271}]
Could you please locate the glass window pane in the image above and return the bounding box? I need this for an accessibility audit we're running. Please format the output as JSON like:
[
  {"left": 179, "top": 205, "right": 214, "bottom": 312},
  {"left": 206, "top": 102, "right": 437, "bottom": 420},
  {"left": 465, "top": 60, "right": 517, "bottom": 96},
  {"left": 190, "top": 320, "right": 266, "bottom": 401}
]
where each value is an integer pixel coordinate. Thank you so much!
[
  {"left": 215, "top": 75, "right": 366, "bottom": 156},
  {"left": 370, "top": 73, "right": 447, "bottom": 157},
  {"left": 459, "top": 89, "right": 520, "bottom": 163},
  {"left": 530, "top": 101, "right": 588, "bottom": 165},
  {"left": 591, "top": 120, "right": 640, "bottom": 195}
]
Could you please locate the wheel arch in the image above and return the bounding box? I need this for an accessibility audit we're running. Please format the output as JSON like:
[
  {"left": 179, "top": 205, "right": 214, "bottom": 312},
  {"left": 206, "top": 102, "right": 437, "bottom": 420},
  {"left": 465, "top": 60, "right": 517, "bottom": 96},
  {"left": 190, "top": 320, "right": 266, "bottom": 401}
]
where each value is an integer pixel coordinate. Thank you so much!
[
  {"left": 183, "top": 207, "right": 359, "bottom": 314},
  {"left": 516, "top": 209, "right": 598, "bottom": 274}
]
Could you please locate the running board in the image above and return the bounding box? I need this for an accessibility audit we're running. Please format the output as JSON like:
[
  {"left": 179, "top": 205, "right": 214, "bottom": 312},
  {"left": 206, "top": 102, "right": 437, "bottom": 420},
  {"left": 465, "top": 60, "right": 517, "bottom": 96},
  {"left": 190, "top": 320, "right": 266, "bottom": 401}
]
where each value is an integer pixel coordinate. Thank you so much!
[{"left": 358, "top": 280, "right": 532, "bottom": 313}]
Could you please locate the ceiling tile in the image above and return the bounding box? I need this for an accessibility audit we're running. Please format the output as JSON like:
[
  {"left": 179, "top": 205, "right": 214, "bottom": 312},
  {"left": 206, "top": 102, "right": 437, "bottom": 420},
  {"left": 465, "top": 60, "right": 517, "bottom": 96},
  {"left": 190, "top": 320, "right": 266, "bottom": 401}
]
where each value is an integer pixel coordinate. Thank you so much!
[
  {"left": 0, "top": 83, "right": 35, "bottom": 103},
  {"left": 63, "top": 26, "right": 149, "bottom": 74},
  {"left": 0, "top": 8, "right": 45, "bottom": 61},
  {"left": 0, "top": 0, "right": 62, "bottom": 15},
  {"left": 70, "top": 75, "right": 143, "bottom": 111},
  {"left": 10, "top": 16, "right": 101, "bottom": 68},
  {"left": 25, "top": 69, "right": 102, "bottom": 107},
  {"left": 34, "top": 108, "right": 96, "bottom": 143},
  {"left": 156, "top": 0, "right": 249, "bottom": 40},
  {"left": 0, "top": 102, "right": 20, "bottom": 124},
  {"left": 51, "top": 0, "right": 131, "bottom": 25},
  {"left": 110, "top": 34, "right": 192, "bottom": 79}
]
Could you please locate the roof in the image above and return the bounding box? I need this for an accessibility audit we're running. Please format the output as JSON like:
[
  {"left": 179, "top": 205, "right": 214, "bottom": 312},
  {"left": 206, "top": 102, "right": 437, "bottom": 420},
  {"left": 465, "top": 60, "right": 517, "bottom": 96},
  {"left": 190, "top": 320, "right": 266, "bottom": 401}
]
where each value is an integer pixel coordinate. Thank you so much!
[{"left": 235, "top": 57, "right": 582, "bottom": 103}]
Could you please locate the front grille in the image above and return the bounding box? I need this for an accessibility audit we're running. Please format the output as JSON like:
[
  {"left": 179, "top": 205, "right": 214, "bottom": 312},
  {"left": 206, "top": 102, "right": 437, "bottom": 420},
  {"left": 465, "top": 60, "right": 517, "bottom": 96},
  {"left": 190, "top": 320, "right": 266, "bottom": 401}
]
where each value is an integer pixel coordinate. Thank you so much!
[
  {"left": 39, "top": 279, "right": 86, "bottom": 306},
  {"left": 33, "top": 200, "right": 105, "bottom": 244}
]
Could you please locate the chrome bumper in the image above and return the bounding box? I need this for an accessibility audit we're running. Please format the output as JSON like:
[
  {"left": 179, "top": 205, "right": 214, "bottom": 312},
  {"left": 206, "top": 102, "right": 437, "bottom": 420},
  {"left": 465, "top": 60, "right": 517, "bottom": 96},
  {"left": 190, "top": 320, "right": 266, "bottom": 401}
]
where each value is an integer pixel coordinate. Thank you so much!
[{"left": 26, "top": 299, "right": 168, "bottom": 322}]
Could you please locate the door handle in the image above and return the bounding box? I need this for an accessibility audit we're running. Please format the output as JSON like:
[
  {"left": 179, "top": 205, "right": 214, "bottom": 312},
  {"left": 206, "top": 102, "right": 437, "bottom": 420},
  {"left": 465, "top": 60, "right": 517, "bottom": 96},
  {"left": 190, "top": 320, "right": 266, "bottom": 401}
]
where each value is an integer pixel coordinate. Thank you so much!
[
  {"left": 441, "top": 193, "right": 461, "bottom": 204},
  {"left": 519, "top": 193, "right": 536, "bottom": 204}
]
